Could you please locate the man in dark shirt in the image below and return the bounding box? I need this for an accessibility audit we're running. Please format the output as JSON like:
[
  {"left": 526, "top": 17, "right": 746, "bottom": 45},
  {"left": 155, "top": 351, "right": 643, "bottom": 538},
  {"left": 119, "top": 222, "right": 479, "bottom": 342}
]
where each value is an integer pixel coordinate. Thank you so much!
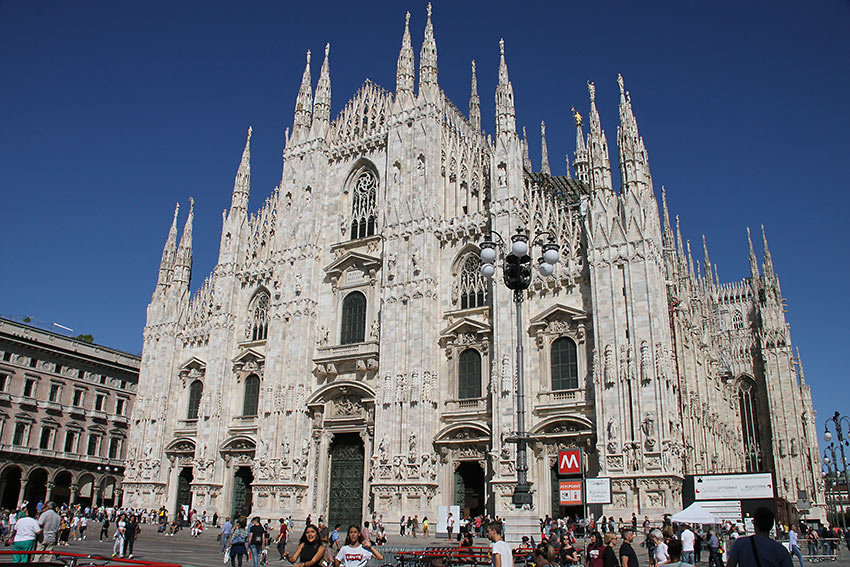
[
  {"left": 620, "top": 528, "right": 639, "bottom": 567},
  {"left": 249, "top": 516, "right": 266, "bottom": 567}
]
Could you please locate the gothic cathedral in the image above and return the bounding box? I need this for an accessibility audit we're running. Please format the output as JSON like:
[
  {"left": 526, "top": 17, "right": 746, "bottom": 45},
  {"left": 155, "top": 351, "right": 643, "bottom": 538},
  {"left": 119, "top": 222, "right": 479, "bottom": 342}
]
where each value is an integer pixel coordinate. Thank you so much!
[{"left": 123, "top": 6, "right": 824, "bottom": 525}]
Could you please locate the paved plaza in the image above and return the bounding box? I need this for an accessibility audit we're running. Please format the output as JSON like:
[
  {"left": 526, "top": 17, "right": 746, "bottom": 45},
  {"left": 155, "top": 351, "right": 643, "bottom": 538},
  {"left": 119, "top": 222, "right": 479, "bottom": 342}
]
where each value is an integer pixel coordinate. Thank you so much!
[{"left": 24, "top": 524, "right": 850, "bottom": 567}]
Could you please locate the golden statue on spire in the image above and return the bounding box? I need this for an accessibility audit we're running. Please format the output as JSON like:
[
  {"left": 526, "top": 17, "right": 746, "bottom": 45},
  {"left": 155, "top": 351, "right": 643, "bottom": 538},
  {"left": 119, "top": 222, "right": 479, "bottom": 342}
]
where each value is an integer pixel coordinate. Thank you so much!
[{"left": 571, "top": 107, "right": 582, "bottom": 126}]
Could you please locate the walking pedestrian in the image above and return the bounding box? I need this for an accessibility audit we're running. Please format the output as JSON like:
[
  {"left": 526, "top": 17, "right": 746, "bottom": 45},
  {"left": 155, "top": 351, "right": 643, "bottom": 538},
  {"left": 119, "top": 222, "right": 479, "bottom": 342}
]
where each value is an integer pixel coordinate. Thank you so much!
[
  {"left": 788, "top": 524, "right": 804, "bottom": 567},
  {"left": 680, "top": 525, "right": 696, "bottom": 565},
  {"left": 99, "top": 516, "right": 110, "bottom": 542},
  {"left": 123, "top": 514, "right": 139, "bottom": 559},
  {"left": 448, "top": 513, "right": 455, "bottom": 541},
  {"left": 37, "top": 502, "right": 61, "bottom": 557},
  {"left": 10, "top": 507, "right": 41, "bottom": 563},
  {"left": 276, "top": 518, "right": 288, "bottom": 560},
  {"left": 707, "top": 530, "right": 723, "bottom": 567},
  {"left": 248, "top": 516, "right": 266, "bottom": 567},
  {"left": 620, "top": 529, "right": 639, "bottom": 567},
  {"left": 228, "top": 519, "right": 250, "bottom": 567},
  {"left": 221, "top": 517, "right": 234, "bottom": 553},
  {"left": 586, "top": 531, "right": 605, "bottom": 567},
  {"left": 726, "top": 507, "right": 791, "bottom": 567},
  {"left": 602, "top": 533, "right": 619, "bottom": 567}
]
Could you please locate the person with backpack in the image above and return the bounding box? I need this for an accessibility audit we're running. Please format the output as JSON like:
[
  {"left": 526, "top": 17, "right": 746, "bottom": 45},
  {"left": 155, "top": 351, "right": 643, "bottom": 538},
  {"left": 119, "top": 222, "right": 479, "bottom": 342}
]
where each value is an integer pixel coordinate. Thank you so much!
[
  {"left": 726, "top": 508, "right": 792, "bottom": 567},
  {"left": 99, "top": 516, "right": 110, "bottom": 542},
  {"left": 228, "top": 519, "right": 251, "bottom": 567}
]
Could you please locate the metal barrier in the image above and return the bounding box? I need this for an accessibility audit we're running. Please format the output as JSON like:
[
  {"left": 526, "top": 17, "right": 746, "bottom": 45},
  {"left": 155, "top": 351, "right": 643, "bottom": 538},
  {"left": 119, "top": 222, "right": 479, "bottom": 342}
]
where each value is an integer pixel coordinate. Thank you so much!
[{"left": 0, "top": 549, "right": 181, "bottom": 566}]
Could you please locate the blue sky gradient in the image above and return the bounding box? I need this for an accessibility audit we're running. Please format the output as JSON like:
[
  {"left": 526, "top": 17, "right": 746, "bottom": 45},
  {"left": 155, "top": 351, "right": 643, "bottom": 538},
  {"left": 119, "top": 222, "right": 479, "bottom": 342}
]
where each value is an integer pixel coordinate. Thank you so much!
[{"left": 1, "top": 1, "right": 847, "bottom": 436}]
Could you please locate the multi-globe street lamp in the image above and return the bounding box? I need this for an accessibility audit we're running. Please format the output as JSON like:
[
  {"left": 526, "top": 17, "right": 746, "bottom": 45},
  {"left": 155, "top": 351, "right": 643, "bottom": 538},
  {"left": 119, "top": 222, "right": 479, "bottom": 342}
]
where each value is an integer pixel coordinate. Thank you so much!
[
  {"left": 823, "top": 448, "right": 844, "bottom": 530},
  {"left": 824, "top": 411, "right": 850, "bottom": 529},
  {"left": 479, "top": 227, "right": 560, "bottom": 507}
]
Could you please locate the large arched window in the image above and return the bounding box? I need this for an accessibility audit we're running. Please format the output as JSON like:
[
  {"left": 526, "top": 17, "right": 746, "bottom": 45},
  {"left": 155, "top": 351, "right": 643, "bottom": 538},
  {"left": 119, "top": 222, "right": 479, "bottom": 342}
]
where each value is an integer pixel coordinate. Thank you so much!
[
  {"left": 459, "top": 255, "right": 487, "bottom": 309},
  {"left": 350, "top": 170, "right": 377, "bottom": 240},
  {"left": 732, "top": 311, "right": 744, "bottom": 330},
  {"left": 458, "top": 349, "right": 482, "bottom": 399},
  {"left": 340, "top": 292, "right": 367, "bottom": 345},
  {"left": 250, "top": 291, "right": 270, "bottom": 342},
  {"left": 243, "top": 375, "right": 260, "bottom": 417},
  {"left": 187, "top": 380, "right": 203, "bottom": 420},
  {"left": 551, "top": 337, "right": 578, "bottom": 391},
  {"left": 738, "top": 378, "right": 762, "bottom": 472}
]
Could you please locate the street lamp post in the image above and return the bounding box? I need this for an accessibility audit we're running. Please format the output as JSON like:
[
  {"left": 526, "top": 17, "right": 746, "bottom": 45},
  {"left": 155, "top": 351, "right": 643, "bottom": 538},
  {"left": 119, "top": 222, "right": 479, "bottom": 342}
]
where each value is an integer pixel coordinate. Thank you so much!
[
  {"left": 479, "top": 227, "right": 560, "bottom": 508},
  {"left": 823, "top": 451, "right": 839, "bottom": 529},
  {"left": 824, "top": 412, "right": 850, "bottom": 529}
]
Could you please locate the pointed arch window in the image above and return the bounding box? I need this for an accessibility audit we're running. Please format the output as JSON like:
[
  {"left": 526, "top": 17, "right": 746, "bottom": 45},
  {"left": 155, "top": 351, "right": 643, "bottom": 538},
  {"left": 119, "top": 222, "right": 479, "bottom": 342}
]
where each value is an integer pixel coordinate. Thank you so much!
[
  {"left": 250, "top": 291, "right": 270, "bottom": 341},
  {"left": 350, "top": 170, "right": 377, "bottom": 240},
  {"left": 738, "top": 378, "right": 762, "bottom": 472},
  {"left": 243, "top": 375, "right": 260, "bottom": 417},
  {"left": 458, "top": 349, "right": 482, "bottom": 399},
  {"left": 340, "top": 292, "right": 367, "bottom": 345},
  {"left": 732, "top": 311, "right": 744, "bottom": 330},
  {"left": 187, "top": 380, "right": 203, "bottom": 420},
  {"left": 551, "top": 337, "right": 579, "bottom": 391},
  {"left": 459, "top": 255, "right": 487, "bottom": 310}
]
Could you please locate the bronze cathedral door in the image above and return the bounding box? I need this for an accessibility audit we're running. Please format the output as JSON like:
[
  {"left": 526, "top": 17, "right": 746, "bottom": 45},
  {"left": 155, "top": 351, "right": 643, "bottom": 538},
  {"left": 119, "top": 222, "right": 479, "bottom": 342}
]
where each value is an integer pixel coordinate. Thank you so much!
[{"left": 328, "top": 434, "right": 364, "bottom": 528}]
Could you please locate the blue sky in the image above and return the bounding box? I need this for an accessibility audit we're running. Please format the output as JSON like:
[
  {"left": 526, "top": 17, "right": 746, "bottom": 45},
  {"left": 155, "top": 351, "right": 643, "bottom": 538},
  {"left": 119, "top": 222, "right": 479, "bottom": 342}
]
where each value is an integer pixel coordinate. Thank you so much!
[{"left": 1, "top": 1, "right": 847, "bottom": 437}]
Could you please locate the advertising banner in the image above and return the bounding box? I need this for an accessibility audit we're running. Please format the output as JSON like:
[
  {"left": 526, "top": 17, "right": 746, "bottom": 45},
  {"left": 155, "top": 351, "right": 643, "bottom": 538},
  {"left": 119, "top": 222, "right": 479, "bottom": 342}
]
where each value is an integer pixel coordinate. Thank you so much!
[{"left": 693, "top": 473, "right": 774, "bottom": 501}]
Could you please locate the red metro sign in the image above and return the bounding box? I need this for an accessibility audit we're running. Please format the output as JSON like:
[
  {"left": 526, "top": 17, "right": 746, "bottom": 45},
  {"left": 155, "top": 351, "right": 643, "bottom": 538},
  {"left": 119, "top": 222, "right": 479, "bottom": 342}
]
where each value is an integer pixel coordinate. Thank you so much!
[{"left": 558, "top": 448, "right": 582, "bottom": 475}]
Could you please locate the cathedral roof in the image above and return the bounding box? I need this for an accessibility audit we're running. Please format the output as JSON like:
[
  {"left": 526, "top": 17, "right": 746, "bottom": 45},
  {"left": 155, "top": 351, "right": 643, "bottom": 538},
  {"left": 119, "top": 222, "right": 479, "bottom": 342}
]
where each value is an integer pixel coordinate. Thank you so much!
[{"left": 524, "top": 168, "right": 590, "bottom": 205}]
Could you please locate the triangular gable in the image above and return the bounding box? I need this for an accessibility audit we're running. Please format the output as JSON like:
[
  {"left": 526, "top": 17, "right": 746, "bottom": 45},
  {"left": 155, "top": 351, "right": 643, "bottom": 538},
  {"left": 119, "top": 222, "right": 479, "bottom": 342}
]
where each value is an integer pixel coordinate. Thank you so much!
[
  {"left": 178, "top": 357, "right": 206, "bottom": 372},
  {"left": 324, "top": 251, "right": 382, "bottom": 278},
  {"left": 232, "top": 348, "right": 265, "bottom": 365},
  {"left": 439, "top": 317, "right": 492, "bottom": 339},
  {"left": 529, "top": 303, "right": 589, "bottom": 331}
]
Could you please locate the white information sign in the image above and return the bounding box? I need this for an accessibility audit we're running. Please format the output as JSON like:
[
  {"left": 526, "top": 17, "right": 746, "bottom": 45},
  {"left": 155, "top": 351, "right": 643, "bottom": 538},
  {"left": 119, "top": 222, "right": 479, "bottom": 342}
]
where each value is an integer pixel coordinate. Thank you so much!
[
  {"left": 586, "top": 478, "right": 612, "bottom": 504},
  {"left": 699, "top": 500, "right": 743, "bottom": 523},
  {"left": 694, "top": 473, "right": 774, "bottom": 500}
]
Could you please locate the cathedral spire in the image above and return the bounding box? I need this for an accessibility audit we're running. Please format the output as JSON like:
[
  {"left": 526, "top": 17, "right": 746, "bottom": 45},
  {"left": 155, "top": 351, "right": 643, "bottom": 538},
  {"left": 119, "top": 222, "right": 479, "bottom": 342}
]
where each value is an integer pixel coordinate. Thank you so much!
[
  {"left": 586, "top": 81, "right": 612, "bottom": 191},
  {"left": 231, "top": 127, "right": 252, "bottom": 214},
  {"left": 469, "top": 60, "right": 481, "bottom": 131},
  {"left": 796, "top": 347, "right": 807, "bottom": 385},
  {"left": 395, "top": 11, "right": 415, "bottom": 105},
  {"left": 572, "top": 107, "right": 588, "bottom": 183},
  {"left": 563, "top": 154, "right": 572, "bottom": 179},
  {"left": 495, "top": 39, "right": 516, "bottom": 135},
  {"left": 702, "top": 235, "right": 714, "bottom": 291},
  {"left": 522, "top": 126, "right": 532, "bottom": 170},
  {"left": 686, "top": 240, "right": 695, "bottom": 279},
  {"left": 747, "top": 227, "right": 760, "bottom": 279},
  {"left": 540, "top": 121, "right": 551, "bottom": 175},
  {"left": 311, "top": 43, "right": 331, "bottom": 138},
  {"left": 761, "top": 224, "right": 775, "bottom": 280},
  {"left": 174, "top": 198, "right": 194, "bottom": 286},
  {"left": 157, "top": 203, "right": 180, "bottom": 289},
  {"left": 675, "top": 215, "right": 685, "bottom": 262},
  {"left": 292, "top": 50, "right": 313, "bottom": 141},
  {"left": 418, "top": 3, "right": 438, "bottom": 100},
  {"left": 616, "top": 73, "right": 649, "bottom": 194},
  {"left": 661, "top": 186, "right": 671, "bottom": 233}
]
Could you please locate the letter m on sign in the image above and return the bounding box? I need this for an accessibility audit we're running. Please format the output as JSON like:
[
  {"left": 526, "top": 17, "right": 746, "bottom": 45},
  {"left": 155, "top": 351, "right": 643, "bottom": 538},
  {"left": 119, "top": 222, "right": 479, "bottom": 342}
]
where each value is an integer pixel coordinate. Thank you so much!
[{"left": 558, "top": 448, "right": 582, "bottom": 475}]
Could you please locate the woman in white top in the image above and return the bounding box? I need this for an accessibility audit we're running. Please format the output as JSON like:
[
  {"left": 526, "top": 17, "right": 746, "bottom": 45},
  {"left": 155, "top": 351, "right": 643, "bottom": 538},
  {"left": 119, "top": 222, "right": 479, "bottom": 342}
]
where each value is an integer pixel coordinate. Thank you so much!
[
  {"left": 651, "top": 530, "right": 669, "bottom": 566},
  {"left": 334, "top": 525, "right": 384, "bottom": 567}
]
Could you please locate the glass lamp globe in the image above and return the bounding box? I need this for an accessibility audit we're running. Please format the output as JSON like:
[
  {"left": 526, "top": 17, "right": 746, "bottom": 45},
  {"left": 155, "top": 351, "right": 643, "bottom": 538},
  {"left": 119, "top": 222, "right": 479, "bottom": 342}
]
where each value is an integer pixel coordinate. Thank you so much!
[
  {"left": 480, "top": 246, "right": 497, "bottom": 264},
  {"left": 825, "top": 456, "right": 831, "bottom": 465},
  {"left": 511, "top": 238, "right": 528, "bottom": 257},
  {"left": 543, "top": 244, "right": 560, "bottom": 265},
  {"left": 825, "top": 431, "right": 833, "bottom": 442},
  {"left": 481, "top": 263, "right": 496, "bottom": 278},
  {"left": 538, "top": 261, "right": 554, "bottom": 277}
]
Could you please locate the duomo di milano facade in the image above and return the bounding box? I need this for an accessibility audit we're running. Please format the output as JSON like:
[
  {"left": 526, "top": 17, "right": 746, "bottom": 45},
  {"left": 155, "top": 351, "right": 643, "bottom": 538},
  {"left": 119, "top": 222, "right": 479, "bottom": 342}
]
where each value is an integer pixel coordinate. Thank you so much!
[{"left": 124, "top": 6, "right": 824, "bottom": 526}]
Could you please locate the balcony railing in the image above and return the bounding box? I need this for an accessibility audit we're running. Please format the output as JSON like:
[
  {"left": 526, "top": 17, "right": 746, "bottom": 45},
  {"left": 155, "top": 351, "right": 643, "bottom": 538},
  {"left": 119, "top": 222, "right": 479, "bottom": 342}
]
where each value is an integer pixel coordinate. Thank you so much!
[
  {"left": 535, "top": 388, "right": 586, "bottom": 410},
  {"left": 0, "top": 443, "right": 124, "bottom": 467},
  {"left": 444, "top": 397, "right": 487, "bottom": 413}
]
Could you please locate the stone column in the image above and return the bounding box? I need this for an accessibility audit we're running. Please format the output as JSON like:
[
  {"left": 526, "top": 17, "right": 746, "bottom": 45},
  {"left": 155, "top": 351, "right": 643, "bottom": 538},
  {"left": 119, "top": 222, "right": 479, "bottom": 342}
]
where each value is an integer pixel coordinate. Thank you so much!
[
  {"left": 70, "top": 485, "right": 79, "bottom": 506},
  {"left": 45, "top": 481, "right": 55, "bottom": 502},
  {"left": 359, "top": 429, "right": 373, "bottom": 518},
  {"left": 18, "top": 479, "right": 28, "bottom": 507},
  {"left": 166, "top": 462, "right": 180, "bottom": 516},
  {"left": 316, "top": 432, "right": 333, "bottom": 516}
]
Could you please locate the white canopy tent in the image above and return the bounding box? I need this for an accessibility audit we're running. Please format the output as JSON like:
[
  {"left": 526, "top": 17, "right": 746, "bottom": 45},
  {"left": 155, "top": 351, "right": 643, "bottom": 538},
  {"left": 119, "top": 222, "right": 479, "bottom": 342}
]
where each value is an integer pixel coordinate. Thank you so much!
[{"left": 671, "top": 502, "right": 721, "bottom": 524}]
